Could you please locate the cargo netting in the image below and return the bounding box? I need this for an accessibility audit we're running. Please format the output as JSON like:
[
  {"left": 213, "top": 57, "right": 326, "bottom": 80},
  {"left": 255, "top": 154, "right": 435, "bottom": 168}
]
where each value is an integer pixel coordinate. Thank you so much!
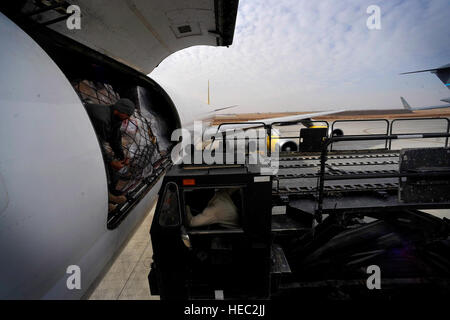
[{"left": 72, "top": 79, "right": 162, "bottom": 195}]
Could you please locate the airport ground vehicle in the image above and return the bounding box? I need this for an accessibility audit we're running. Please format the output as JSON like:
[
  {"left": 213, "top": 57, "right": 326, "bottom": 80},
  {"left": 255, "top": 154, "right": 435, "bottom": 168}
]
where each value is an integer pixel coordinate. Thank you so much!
[
  {"left": 149, "top": 164, "right": 273, "bottom": 299},
  {"left": 149, "top": 118, "right": 450, "bottom": 300}
]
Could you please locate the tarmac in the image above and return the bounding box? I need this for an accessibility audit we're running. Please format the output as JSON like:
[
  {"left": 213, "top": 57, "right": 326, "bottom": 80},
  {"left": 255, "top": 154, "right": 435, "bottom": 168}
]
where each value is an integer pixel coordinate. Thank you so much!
[{"left": 88, "top": 202, "right": 159, "bottom": 300}]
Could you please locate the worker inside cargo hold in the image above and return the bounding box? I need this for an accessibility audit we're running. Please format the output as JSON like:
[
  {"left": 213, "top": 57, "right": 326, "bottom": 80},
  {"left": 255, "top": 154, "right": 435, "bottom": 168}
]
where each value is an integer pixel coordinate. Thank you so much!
[
  {"left": 84, "top": 98, "right": 136, "bottom": 207},
  {"left": 185, "top": 188, "right": 241, "bottom": 228}
]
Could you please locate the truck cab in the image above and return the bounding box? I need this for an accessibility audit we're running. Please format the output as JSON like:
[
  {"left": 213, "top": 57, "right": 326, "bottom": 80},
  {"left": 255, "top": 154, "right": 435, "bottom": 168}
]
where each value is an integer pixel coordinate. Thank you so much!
[{"left": 149, "top": 164, "right": 273, "bottom": 299}]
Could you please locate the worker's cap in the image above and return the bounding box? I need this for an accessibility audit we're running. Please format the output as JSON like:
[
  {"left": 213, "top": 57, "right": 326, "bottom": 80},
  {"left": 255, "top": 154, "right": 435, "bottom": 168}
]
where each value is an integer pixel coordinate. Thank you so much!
[{"left": 112, "top": 98, "right": 135, "bottom": 116}]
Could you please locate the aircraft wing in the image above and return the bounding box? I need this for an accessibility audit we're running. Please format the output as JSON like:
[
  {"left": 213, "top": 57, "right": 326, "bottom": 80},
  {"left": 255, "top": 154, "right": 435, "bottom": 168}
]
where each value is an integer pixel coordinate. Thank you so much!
[
  {"left": 401, "top": 63, "right": 450, "bottom": 90},
  {"left": 400, "top": 97, "right": 450, "bottom": 111},
  {"left": 216, "top": 109, "right": 346, "bottom": 133},
  {"left": 400, "top": 64, "right": 450, "bottom": 110},
  {"left": 12, "top": 0, "right": 239, "bottom": 74},
  {"left": 212, "top": 105, "right": 239, "bottom": 113},
  {"left": 411, "top": 104, "right": 450, "bottom": 111}
]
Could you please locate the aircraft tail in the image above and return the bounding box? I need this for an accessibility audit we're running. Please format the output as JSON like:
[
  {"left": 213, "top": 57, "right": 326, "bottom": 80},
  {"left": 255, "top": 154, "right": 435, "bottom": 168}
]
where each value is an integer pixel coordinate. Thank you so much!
[
  {"left": 208, "top": 79, "right": 210, "bottom": 105},
  {"left": 400, "top": 96, "right": 412, "bottom": 111},
  {"left": 400, "top": 96, "right": 450, "bottom": 111},
  {"left": 206, "top": 80, "right": 238, "bottom": 113},
  {"left": 401, "top": 63, "right": 450, "bottom": 89}
]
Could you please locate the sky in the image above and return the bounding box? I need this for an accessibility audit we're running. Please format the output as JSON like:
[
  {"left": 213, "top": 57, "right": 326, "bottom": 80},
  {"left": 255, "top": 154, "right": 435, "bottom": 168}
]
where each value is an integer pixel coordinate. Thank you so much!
[{"left": 150, "top": 0, "right": 450, "bottom": 113}]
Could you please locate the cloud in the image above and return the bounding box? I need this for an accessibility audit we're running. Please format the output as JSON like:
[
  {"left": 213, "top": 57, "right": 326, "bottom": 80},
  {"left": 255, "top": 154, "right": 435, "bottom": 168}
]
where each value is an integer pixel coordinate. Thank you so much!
[{"left": 150, "top": 0, "right": 450, "bottom": 112}]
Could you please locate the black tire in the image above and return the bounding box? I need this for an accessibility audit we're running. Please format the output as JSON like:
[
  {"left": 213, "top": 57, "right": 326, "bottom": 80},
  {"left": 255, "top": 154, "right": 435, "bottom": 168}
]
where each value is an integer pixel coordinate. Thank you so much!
[
  {"left": 281, "top": 142, "right": 298, "bottom": 152},
  {"left": 332, "top": 129, "right": 344, "bottom": 137}
]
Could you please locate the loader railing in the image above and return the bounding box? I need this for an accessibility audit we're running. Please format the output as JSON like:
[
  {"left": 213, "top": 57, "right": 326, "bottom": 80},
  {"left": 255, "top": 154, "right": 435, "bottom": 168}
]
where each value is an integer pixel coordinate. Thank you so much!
[{"left": 315, "top": 132, "right": 450, "bottom": 223}]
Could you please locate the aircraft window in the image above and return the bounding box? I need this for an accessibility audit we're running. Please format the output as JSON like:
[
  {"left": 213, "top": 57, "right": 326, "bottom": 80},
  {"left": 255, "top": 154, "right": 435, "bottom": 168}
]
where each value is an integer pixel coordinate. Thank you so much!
[
  {"left": 183, "top": 187, "right": 243, "bottom": 229},
  {"left": 159, "top": 183, "right": 181, "bottom": 227}
]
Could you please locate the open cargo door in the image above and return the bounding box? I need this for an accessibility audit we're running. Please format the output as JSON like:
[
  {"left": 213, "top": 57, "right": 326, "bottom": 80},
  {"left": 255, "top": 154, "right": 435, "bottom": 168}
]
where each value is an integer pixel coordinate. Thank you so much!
[{"left": 3, "top": 0, "right": 239, "bottom": 74}]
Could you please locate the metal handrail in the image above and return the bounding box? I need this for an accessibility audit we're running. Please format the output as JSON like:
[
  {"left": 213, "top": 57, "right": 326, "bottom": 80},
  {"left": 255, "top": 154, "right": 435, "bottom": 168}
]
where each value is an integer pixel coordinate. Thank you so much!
[
  {"left": 389, "top": 117, "right": 450, "bottom": 149},
  {"left": 331, "top": 119, "right": 390, "bottom": 151},
  {"left": 315, "top": 132, "right": 450, "bottom": 223},
  {"left": 215, "top": 118, "right": 450, "bottom": 158}
]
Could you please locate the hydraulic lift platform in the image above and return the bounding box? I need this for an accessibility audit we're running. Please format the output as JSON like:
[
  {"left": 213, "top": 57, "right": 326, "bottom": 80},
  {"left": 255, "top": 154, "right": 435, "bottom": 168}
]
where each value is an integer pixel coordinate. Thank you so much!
[{"left": 273, "top": 135, "right": 450, "bottom": 222}]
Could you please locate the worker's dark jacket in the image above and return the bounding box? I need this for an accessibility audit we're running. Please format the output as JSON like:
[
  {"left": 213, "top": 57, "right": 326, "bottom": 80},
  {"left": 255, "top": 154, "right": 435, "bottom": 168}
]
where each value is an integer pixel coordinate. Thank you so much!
[{"left": 84, "top": 103, "right": 125, "bottom": 162}]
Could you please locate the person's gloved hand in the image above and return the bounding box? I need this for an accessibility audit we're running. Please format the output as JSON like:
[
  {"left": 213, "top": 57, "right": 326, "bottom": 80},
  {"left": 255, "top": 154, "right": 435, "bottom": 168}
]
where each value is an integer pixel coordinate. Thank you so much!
[
  {"left": 111, "top": 158, "right": 130, "bottom": 171},
  {"left": 110, "top": 160, "right": 125, "bottom": 171},
  {"left": 185, "top": 205, "right": 193, "bottom": 225}
]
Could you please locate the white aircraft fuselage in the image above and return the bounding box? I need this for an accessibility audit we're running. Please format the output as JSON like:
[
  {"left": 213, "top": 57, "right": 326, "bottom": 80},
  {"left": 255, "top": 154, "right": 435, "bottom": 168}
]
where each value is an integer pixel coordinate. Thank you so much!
[{"left": 0, "top": 12, "right": 216, "bottom": 299}]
